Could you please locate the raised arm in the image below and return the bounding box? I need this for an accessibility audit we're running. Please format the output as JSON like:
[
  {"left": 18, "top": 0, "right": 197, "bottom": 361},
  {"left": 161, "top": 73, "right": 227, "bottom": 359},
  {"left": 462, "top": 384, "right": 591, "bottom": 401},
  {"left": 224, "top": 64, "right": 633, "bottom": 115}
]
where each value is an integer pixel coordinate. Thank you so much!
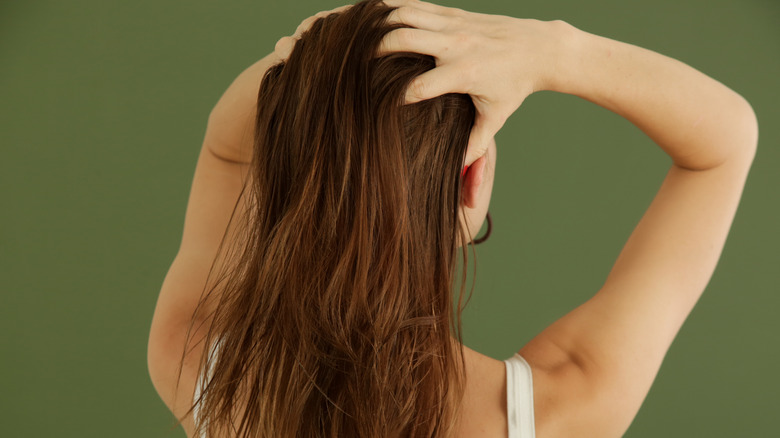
[
  {"left": 517, "top": 22, "right": 758, "bottom": 438},
  {"left": 148, "top": 7, "right": 358, "bottom": 426},
  {"left": 202, "top": 51, "right": 281, "bottom": 164},
  {"left": 378, "top": 1, "right": 757, "bottom": 435},
  {"left": 552, "top": 25, "right": 757, "bottom": 170},
  {"left": 204, "top": 4, "right": 353, "bottom": 165}
]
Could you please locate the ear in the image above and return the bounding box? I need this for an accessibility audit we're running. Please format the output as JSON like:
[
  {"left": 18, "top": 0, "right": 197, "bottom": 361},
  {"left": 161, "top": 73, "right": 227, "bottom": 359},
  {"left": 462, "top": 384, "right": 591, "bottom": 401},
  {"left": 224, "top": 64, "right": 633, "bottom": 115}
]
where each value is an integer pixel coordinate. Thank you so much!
[{"left": 460, "top": 153, "right": 487, "bottom": 209}]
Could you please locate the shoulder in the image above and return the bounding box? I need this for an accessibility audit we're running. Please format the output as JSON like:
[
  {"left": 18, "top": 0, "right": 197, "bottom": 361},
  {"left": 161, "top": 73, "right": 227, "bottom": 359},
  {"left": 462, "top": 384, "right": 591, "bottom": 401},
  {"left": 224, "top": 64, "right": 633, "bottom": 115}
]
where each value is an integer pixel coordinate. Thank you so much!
[
  {"left": 453, "top": 345, "right": 508, "bottom": 438},
  {"left": 518, "top": 341, "right": 623, "bottom": 438},
  {"left": 458, "top": 345, "right": 579, "bottom": 438}
]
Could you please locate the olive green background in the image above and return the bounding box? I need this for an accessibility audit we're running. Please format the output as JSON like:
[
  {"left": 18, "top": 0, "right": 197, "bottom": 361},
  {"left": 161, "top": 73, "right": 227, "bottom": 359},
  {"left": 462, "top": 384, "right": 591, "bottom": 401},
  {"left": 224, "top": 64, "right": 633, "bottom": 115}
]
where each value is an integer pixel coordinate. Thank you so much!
[{"left": 1, "top": 0, "right": 777, "bottom": 436}]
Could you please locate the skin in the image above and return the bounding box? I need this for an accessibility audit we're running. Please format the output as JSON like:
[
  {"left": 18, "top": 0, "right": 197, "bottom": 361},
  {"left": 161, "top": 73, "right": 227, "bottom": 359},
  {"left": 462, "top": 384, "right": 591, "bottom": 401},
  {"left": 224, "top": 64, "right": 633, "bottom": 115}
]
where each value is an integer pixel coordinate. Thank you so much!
[{"left": 149, "top": 1, "right": 757, "bottom": 437}]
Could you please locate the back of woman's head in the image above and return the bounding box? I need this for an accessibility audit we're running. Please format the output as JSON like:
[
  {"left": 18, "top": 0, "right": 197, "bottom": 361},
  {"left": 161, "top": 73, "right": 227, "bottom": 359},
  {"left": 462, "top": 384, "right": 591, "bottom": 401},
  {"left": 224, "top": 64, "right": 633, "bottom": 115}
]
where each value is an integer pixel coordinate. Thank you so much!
[{"left": 184, "top": 1, "right": 478, "bottom": 436}]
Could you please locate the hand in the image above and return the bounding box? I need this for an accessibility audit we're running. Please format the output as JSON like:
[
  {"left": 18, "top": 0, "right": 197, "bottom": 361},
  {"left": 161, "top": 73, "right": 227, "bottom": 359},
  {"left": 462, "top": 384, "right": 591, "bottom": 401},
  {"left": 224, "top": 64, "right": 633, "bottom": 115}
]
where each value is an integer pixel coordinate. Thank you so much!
[
  {"left": 274, "top": 4, "right": 354, "bottom": 60},
  {"left": 378, "top": 0, "right": 571, "bottom": 165}
]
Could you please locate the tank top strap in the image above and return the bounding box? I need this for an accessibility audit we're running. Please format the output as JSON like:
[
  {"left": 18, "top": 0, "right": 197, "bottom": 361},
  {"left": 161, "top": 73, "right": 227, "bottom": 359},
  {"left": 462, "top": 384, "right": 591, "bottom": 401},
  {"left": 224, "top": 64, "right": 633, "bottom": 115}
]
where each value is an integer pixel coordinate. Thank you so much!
[{"left": 504, "top": 353, "right": 536, "bottom": 438}]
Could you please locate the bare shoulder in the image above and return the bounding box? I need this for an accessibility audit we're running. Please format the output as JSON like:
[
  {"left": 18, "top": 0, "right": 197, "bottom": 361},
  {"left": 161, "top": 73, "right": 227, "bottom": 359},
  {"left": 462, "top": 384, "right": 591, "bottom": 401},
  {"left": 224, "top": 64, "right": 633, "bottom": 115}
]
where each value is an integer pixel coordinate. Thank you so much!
[
  {"left": 460, "top": 344, "right": 507, "bottom": 387},
  {"left": 518, "top": 338, "right": 599, "bottom": 438},
  {"left": 457, "top": 344, "right": 574, "bottom": 438},
  {"left": 454, "top": 345, "right": 509, "bottom": 438}
]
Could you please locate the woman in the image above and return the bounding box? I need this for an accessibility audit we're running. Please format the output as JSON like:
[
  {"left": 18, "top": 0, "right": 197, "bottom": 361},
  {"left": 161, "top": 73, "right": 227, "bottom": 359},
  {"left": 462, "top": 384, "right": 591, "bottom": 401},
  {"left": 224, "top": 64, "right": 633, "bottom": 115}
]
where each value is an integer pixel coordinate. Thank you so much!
[{"left": 147, "top": 0, "right": 758, "bottom": 436}]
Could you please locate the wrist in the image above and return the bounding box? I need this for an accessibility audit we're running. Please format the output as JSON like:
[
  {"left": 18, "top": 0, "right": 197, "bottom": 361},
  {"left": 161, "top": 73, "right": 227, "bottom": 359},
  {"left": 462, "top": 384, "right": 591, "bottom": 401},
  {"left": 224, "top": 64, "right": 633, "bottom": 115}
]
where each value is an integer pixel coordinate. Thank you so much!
[
  {"left": 541, "top": 19, "right": 588, "bottom": 95},
  {"left": 532, "top": 23, "right": 757, "bottom": 170}
]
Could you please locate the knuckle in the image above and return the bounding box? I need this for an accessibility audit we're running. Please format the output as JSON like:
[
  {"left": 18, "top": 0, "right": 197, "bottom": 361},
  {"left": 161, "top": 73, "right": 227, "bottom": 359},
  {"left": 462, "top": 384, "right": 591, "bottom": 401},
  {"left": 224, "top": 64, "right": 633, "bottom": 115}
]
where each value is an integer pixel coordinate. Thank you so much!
[
  {"left": 442, "top": 5, "right": 466, "bottom": 18},
  {"left": 452, "top": 15, "right": 467, "bottom": 28},
  {"left": 460, "top": 59, "right": 480, "bottom": 90},
  {"left": 274, "top": 36, "right": 291, "bottom": 51},
  {"left": 396, "top": 27, "right": 415, "bottom": 45},
  {"left": 409, "top": 78, "right": 426, "bottom": 99},
  {"left": 386, "top": 9, "right": 397, "bottom": 24},
  {"left": 548, "top": 19, "right": 572, "bottom": 34},
  {"left": 298, "top": 17, "right": 315, "bottom": 30},
  {"left": 387, "top": 27, "right": 414, "bottom": 50},
  {"left": 453, "top": 31, "right": 469, "bottom": 45},
  {"left": 396, "top": 6, "right": 411, "bottom": 22}
]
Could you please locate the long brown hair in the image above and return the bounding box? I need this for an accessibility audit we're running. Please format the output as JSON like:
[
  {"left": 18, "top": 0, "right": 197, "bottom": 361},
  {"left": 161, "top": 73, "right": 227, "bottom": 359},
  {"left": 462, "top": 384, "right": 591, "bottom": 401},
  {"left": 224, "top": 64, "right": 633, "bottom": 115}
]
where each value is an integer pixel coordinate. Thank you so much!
[{"left": 177, "top": 0, "right": 481, "bottom": 436}]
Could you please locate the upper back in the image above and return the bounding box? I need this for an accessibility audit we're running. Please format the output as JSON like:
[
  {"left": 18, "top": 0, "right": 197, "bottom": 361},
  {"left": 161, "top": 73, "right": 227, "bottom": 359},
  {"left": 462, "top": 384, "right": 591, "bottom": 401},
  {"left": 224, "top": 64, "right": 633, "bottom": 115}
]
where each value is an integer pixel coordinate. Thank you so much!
[{"left": 150, "top": 318, "right": 551, "bottom": 438}]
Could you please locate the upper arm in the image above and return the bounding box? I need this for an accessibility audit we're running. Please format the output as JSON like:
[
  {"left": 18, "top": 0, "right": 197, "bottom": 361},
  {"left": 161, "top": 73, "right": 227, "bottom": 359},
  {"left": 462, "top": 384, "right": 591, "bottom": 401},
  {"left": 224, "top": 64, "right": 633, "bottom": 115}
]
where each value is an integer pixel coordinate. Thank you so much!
[
  {"left": 150, "top": 143, "right": 249, "bottom": 340},
  {"left": 149, "top": 140, "right": 249, "bottom": 348},
  {"left": 177, "top": 143, "right": 250, "bottom": 260},
  {"left": 147, "top": 143, "right": 249, "bottom": 426},
  {"left": 203, "top": 52, "right": 281, "bottom": 164},
  {"left": 520, "top": 145, "right": 756, "bottom": 437}
]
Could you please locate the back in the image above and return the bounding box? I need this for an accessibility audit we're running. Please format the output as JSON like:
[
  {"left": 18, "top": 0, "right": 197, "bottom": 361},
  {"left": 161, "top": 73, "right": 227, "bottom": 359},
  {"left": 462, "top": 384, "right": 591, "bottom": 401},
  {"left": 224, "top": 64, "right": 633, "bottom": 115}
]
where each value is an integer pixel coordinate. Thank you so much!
[{"left": 185, "top": 339, "right": 536, "bottom": 438}]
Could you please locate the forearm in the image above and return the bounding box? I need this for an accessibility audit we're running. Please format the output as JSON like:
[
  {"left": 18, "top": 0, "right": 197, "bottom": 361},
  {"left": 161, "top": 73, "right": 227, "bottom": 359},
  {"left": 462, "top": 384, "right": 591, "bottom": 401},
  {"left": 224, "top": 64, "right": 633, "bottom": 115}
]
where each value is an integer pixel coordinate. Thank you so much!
[
  {"left": 551, "top": 24, "right": 758, "bottom": 170},
  {"left": 204, "top": 51, "right": 283, "bottom": 164}
]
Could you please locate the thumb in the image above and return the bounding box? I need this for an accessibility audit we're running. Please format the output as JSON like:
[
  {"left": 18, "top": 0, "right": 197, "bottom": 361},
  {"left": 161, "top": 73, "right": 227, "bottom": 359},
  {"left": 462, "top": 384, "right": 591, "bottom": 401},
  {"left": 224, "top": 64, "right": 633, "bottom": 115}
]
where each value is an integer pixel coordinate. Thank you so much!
[{"left": 465, "top": 113, "right": 496, "bottom": 166}]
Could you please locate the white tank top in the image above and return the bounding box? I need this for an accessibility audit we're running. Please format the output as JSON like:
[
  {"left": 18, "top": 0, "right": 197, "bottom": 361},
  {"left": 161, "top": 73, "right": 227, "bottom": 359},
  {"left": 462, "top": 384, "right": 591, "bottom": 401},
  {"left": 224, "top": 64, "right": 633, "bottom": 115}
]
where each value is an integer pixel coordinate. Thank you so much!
[
  {"left": 504, "top": 353, "right": 536, "bottom": 438},
  {"left": 193, "top": 346, "right": 537, "bottom": 437}
]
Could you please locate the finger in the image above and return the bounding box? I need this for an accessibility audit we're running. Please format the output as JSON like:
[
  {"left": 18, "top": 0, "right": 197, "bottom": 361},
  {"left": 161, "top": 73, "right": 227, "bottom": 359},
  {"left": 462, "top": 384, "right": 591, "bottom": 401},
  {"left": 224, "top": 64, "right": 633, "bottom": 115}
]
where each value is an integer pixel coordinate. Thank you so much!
[
  {"left": 464, "top": 140, "right": 489, "bottom": 168},
  {"left": 404, "top": 63, "right": 469, "bottom": 104},
  {"left": 376, "top": 27, "right": 448, "bottom": 58},
  {"left": 383, "top": 0, "right": 464, "bottom": 17},
  {"left": 274, "top": 36, "right": 295, "bottom": 59},
  {"left": 385, "top": 6, "right": 452, "bottom": 31},
  {"left": 464, "top": 115, "right": 501, "bottom": 166},
  {"left": 294, "top": 16, "right": 318, "bottom": 37}
]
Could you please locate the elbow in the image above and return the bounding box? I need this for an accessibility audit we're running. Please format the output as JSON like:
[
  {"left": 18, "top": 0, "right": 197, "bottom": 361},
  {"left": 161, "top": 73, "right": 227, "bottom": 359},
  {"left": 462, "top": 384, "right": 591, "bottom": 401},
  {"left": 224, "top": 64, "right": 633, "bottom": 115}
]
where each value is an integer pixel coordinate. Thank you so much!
[
  {"left": 716, "top": 93, "right": 758, "bottom": 168},
  {"left": 736, "top": 94, "right": 759, "bottom": 157}
]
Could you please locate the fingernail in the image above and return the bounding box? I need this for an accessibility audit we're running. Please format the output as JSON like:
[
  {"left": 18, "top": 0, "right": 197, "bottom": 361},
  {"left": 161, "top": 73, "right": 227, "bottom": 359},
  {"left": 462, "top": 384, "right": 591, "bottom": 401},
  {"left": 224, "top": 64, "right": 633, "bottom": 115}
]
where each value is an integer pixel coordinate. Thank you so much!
[{"left": 461, "top": 165, "right": 469, "bottom": 178}]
